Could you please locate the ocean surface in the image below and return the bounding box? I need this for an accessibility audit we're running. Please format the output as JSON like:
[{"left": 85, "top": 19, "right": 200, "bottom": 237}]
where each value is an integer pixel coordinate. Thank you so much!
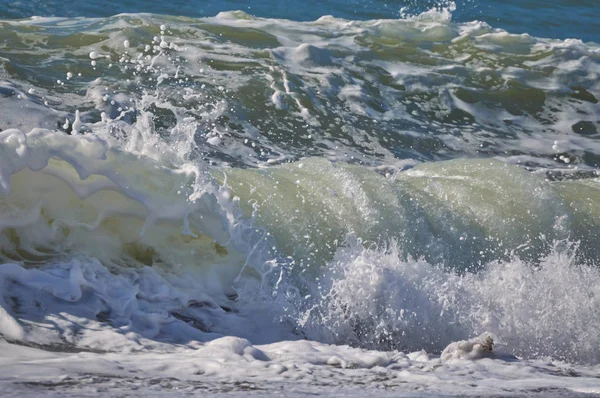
[{"left": 0, "top": 0, "right": 600, "bottom": 396}]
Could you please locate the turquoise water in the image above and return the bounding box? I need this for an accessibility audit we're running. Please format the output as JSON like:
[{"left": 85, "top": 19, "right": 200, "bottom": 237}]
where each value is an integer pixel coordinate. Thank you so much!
[{"left": 1, "top": 0, "right": 599, "bottom": 42}]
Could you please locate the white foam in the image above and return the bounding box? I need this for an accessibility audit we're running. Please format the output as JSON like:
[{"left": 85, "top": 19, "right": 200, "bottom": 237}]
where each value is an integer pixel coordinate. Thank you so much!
[
  {"left": 293, "top": 237, "right": 600, "bottom": 364},
  {"left": 441, "top": 333, "right": 495, "bottom": 361},
  {"left": 2, "top": 333, "right": 600, "bottom": 396}
]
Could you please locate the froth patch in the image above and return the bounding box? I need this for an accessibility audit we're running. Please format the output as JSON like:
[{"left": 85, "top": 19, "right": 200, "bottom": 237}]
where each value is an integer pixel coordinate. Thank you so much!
[{"left": 441, "top": 333, "right": 495, "bottom": 361}]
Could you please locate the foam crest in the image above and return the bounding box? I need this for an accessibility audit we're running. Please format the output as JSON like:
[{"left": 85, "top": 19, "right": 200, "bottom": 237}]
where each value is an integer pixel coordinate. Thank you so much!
[
  {"left": 0, "top": 128, "right": 271, "bottom": 296},
  {"left": 400, "top": 1, "right": 457, "bottom": 23},
  {"left": 0, "top": 127, "right": 290, "bottom": 349}
]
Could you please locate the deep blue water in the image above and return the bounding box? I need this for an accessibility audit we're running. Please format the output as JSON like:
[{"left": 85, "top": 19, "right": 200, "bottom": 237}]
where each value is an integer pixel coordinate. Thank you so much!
[{"left": 1, "top": 0, "right": 599, "bottom": 43}]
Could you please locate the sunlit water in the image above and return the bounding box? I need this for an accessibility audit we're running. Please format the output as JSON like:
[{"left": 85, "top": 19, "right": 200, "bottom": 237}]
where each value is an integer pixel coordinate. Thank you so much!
[{"left": 0, "top": 0, "right": 600, "bottom": 396}]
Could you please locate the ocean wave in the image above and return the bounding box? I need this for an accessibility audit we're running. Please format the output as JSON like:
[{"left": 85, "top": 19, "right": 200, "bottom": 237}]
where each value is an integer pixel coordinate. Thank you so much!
[
  {"left": 0, "top": 5, "right": 600, "bottom": 373},
  {"left": 0, "top": 12, "right": 598, "bottom": 170},
  {"left": 2, "top": 127, "right": 600, "bottom": 363}
]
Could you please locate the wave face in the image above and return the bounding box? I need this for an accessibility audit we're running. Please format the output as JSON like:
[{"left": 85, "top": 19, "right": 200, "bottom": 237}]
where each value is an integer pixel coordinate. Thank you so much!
[{"left": 1, "top": 7, "right": 600, "bottom": 372}]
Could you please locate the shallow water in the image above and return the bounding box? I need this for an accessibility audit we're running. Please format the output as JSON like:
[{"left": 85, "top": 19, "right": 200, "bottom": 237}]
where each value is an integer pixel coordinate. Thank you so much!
[{"left": 0, "top": 0, "right": 600, "bottom": 396}]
